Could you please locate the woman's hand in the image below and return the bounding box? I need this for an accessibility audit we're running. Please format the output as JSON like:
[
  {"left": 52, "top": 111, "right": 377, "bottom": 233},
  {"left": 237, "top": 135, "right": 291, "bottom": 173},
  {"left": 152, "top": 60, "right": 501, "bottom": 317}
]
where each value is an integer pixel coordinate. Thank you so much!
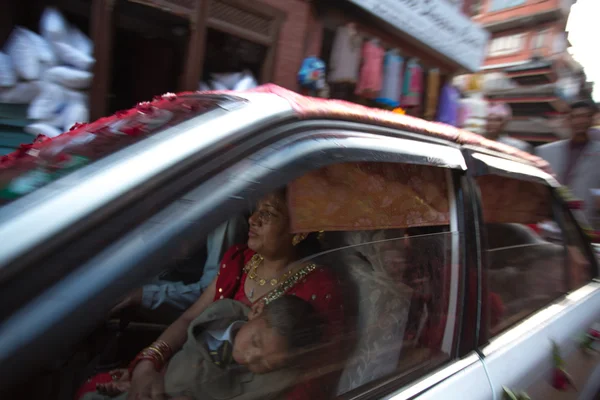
[
  {"left": 127, "top": 361, "right": 166, "bottom": 400},
  {"left": 111, "top": 288, "right": 144, "bottom": 316},
  {"left": 96, "top": 369, "right": 130, "bottom": 397}
]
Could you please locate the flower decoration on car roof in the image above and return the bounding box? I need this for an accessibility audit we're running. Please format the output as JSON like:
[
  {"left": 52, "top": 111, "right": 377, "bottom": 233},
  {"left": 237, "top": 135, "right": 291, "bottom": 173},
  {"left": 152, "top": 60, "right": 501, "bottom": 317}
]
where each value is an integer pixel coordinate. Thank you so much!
[
  {"left": 551, "top": 341, "right": 575, "bottom": 391},
  {"left": 580, "top": 322, "right": 600, "bottom": 354},
  {"left": 0, "top": 92, "right": 223, "bottom": 206},
  {"left": 502, "top": 387, "right": 530, "bottom": 400}
]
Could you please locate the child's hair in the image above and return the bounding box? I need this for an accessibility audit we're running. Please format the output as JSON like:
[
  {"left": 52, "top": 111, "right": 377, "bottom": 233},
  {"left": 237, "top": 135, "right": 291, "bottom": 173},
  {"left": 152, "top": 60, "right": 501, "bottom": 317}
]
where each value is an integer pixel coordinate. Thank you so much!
[{"left": 263, "top": 295, "right": 323, "bottom": 351}]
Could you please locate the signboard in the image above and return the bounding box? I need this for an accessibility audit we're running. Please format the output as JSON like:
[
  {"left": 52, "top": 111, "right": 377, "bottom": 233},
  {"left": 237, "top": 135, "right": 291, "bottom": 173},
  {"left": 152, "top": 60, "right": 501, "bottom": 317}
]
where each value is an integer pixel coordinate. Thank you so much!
[
  {"left": 347, "top": 0, "right": 490, "bottom": 72},
  {"left": 128, "top": 0, "right": 196, "bottom": 19}
]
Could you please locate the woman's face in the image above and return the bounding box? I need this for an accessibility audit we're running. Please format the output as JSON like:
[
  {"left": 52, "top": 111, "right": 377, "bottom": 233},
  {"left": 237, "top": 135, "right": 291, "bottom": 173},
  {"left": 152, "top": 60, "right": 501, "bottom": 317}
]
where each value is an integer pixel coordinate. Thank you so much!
[{"left": 247, "top": 192, "right": 294, "bottom": 259}]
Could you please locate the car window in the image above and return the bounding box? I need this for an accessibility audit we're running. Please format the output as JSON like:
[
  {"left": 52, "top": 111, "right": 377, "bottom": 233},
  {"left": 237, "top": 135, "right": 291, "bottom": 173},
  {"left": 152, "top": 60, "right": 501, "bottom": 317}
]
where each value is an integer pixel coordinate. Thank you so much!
[
  {"left": 554, "top": 206, "right": 595, "bottom": 290},
  {"left": 0, "top": 94, "right": 239, "bottom": 207},
  {"left": 13, "top": 160, "right": 461, "bottom": 400},
  {"left": 476, "top": 174, "right": 593, "bottom": 337},
  {"left": 157, "top": 162, "right": 460, "bottom": 398}
]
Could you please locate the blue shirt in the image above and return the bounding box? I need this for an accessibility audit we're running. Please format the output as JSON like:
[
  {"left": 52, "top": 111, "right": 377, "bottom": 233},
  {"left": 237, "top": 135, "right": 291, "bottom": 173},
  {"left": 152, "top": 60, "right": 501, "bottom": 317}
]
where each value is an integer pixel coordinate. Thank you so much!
[{"left": 142, "top": 215, "right": 248, "bottom": 310}]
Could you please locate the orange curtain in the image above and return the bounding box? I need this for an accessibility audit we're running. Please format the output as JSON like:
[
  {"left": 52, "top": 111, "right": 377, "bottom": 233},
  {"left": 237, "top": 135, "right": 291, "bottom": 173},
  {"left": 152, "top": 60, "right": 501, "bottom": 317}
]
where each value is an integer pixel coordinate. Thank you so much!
[
  {"left": 477, "top": 175, "right": 552, "bottom": 224},
  {"left": 288, "top": 162, "right": 450, "bottom": 233}
]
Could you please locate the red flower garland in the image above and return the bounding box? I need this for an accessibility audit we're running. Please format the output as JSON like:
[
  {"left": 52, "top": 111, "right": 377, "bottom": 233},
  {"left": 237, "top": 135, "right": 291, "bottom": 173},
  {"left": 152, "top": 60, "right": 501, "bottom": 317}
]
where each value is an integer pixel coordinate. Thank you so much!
[{"left": 551, "top": 341, "right": 575, "bottom": 391}]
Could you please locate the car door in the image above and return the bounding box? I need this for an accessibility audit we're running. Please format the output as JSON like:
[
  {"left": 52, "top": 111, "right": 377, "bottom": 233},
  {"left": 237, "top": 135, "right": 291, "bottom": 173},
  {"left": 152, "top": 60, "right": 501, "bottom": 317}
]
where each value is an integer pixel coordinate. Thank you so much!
[
  {"left": 0, "top": 110, "right": 488, "bottom": 399},
  {"left": 467, "top": 149, "right": 600, "bottom": 399}
]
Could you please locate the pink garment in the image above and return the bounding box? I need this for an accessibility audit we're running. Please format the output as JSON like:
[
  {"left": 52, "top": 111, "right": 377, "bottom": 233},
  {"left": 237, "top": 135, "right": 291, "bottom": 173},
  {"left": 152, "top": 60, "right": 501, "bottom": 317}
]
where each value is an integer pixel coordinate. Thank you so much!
[
  {"left": 401, "top": 62, "right": 423, "bottom": 107},
  {"left": 355, "top": 41, "right": 384, "bottom": 98}
]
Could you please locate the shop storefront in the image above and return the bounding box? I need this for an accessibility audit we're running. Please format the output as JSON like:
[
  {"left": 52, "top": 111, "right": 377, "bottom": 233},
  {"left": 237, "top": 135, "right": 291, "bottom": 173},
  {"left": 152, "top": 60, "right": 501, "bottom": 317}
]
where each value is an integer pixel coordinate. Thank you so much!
[
  {"left": 308, "top": 0, "right": 489, "bottom": 121},
  {"left": 0, "top": 0, "right": 489, "bottom": 156},
  {"left": 87, "top": 0, "right": 288, "bottom": 119},
  {"left": 308, "top": 0, "right": 488, "bottom": 122}
]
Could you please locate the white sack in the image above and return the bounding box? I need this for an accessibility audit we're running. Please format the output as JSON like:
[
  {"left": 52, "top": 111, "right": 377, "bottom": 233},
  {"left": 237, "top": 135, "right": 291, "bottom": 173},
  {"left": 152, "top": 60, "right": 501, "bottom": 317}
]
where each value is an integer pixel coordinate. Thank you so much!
[
  {"left": 28, "top": 82, "right": 66, "bottom": 120},
  {"left": 44, "top": 66, "right": 93, "bottom": 89},
  {"left": 0, "top": 82, "right": 40, "bottom": 103},
  {"left": 211, "top": 72, "right": 243, "bottom": 90},
  {"left": 198, "top": 81, "right": 211, "bottom": 91},
  {"left": 210, "top": 80, "right": 228, "bottom": 91},
  {"left": 62, "top": 101, "right": 89, "bottom": 131},
  {"left": 64, "top": 89, "right": 89, "bottom": 106},
  {"left": 54, "top": 42, "right": 95, "bottom": 71},
  {"left": 40, "top": 7, "right": 68, "bottom": 43},
  {"left": 23, "top": 29, "right": 57, "bottom": 65},
  {"left": 0, "top": 52, "right": 16, "bottom": 87},
  {"left": 4, "top": 27, "right": 40, "bottom": 80},
  {"left": 24, "top": 122, "right": 62, "bottom": 138},
  {"left": 233, "top": 71, "right": 257, "bottom": 91},
  {"left": 68, "top": 26, "right": 93, "bottom": 55}
]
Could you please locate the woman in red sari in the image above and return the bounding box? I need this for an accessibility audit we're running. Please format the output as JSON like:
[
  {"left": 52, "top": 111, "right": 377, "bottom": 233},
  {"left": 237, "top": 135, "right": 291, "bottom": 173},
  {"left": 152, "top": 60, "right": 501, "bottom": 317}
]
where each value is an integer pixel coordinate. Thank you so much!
[{"left": 79, "top": 188, "right": 344, "bottom": 400}]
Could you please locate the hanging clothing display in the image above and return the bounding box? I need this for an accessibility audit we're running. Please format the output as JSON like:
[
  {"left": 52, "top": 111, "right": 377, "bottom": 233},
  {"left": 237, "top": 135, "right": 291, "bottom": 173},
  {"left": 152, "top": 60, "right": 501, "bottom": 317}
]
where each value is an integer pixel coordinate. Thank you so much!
[
  {"left": 460, "top": 93, "right": 488, "bottom": 135},
  {"left": 297, "top": 56, "right": 326, "bottom": 96},
  {"left": 376, "top": 49, "right": 404, "bottom": 107},
  {"left": 424, "top": 68, "right": 440, "bottom": 121},
  {"left": 355, "top": 39, "right": 384, "bottom": 99},
  {"left": 401, "top": 58, "right": 423, "bottom": 108},
  {"left": 435, "top": 83, "right": 460, "bottom": 126},
  {"left": 328, "top": 24, "right": 363, "bottom": 84}
]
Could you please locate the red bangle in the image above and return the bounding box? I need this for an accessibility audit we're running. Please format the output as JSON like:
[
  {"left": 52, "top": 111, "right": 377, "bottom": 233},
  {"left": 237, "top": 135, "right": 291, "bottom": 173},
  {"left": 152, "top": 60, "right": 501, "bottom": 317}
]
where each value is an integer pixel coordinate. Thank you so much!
[
  {"left": 128, "top": 340, "right": 173, "bottom": 376},
  {"left": 128, "top": 353, "right": 161, "bottom": 377}
]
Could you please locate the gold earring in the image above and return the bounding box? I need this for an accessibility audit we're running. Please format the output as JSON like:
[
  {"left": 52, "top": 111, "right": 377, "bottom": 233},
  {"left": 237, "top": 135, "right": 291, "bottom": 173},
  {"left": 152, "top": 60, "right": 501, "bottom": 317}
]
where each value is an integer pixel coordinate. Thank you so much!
[{"left": 292, "top": 233, "right": 307, "bottom": 246}]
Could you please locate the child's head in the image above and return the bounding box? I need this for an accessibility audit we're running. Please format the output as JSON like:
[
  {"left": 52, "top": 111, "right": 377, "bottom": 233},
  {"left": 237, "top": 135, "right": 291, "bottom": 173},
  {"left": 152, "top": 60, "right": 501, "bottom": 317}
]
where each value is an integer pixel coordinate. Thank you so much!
[{"left": 232, "top": 295, "right": 323, "bottom": 374}]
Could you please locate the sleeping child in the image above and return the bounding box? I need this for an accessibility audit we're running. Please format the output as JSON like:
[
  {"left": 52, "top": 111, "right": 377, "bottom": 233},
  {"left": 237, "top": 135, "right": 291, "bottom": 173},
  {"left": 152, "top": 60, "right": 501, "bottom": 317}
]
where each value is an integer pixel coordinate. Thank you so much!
[{"left": 81, "top": 295, "right": 323, "bottom": 400}]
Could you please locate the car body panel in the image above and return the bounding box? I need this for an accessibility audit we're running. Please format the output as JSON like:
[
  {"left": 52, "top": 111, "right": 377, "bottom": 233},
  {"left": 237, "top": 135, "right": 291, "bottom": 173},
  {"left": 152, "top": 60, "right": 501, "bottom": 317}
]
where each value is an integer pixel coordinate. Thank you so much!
[
  {"left": 481, "top": 282, "right": 600, "bottom": 399},
  {"left": 0, "top": 87, "right": 598, "bottom": 399}
]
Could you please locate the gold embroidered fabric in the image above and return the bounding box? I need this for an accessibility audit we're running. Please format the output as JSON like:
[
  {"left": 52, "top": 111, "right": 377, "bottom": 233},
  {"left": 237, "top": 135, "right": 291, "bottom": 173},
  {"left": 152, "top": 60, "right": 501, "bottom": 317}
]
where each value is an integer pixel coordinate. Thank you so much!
[
  {"left": 288, "top": 162, "right": 450, "bottom": 233},
  {"left": 262, "top": 263, "right": 318, "bottom": 305},
  {"left": 477, "top": 175, "right": 552, "bottom": 224}
]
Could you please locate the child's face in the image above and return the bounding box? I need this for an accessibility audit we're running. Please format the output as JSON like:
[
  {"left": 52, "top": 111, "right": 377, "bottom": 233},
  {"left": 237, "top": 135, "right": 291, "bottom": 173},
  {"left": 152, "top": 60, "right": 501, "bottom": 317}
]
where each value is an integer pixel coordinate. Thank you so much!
[{"left": 232, "top": 317, "right": 289, "bottom": 374}]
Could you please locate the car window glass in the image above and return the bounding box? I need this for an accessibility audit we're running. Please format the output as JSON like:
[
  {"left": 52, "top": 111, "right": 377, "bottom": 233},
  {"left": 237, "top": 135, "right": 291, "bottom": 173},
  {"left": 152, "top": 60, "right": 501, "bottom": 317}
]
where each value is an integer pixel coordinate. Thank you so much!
[
  {"left": 18, "top": 162, "right": 461, "bottom": 400},
  {"left": 477, "top": 175, "right": 592, "bottom": 337},
  {"left": 554, "top": 207, "right": 594, "bottom": 290},
  {"left": 157, "top": 162, "right": 460, "bottom": 398},
  {"left": 0, "top": 94, "right": 238, "bottom": 207}
]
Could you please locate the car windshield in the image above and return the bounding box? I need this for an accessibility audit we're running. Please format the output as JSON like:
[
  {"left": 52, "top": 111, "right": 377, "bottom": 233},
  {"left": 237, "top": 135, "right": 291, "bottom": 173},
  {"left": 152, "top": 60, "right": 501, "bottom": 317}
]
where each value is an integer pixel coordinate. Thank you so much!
[{"left": 0, "top": 93, "right": 242, "bottom": 208}]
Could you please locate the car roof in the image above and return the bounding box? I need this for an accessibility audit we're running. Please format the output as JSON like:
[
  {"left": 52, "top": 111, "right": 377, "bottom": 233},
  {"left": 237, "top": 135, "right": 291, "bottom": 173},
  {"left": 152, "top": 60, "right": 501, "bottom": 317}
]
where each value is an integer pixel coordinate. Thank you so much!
[
  {"left": 240, "top": 84, "right": 551, "bottom": 172},
  {"left": 0, "top": 84, "right": 550, "bottom": 173},
  {"left": 0, "top": 84, "right": 553, "bottom": 212}
]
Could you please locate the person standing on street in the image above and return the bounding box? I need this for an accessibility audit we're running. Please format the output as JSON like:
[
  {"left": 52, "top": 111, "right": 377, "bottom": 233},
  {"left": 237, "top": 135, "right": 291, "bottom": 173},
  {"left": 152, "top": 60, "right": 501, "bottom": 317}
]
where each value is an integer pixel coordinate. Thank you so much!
[
  {"left": 536, "top": 100, "right": 600, "bottom": 229},
  {"left": 485, "top": 101, "right": 533, "bottom": 153}
]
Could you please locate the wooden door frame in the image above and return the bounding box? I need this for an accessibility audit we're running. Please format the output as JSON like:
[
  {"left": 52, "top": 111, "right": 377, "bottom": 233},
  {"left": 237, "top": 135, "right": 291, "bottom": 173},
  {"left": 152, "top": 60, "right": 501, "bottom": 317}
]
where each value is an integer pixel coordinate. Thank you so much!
[{"left": 90, "top": 0, "right": 286, "bottom": 119}]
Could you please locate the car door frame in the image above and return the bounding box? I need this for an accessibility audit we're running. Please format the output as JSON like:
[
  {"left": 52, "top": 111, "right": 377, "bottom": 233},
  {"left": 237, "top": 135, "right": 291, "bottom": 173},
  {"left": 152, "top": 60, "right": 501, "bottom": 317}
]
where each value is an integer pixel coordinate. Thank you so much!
[
  {"left": 463, "top": 147, "right": 600, "bottom": 399},
  {"left": 0, "top": 118, "right": 483, "bottom": 399}
]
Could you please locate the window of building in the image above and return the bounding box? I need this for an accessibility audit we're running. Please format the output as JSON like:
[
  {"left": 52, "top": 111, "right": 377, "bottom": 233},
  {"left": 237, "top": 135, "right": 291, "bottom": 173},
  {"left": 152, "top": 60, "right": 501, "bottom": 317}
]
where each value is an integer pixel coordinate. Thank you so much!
[
  {"left": 476, "top": 175, "right": 593, "bottom": 337},
  {"left": 553, "top": 32, "right": 567, "bottom": 54},
  {"left": 531, "top": 29, "right": 551, "bottom": 50},
  {"left": 471, "top": 0, "right": 483, "bottom": 15},
  {"left": 489, "top": 0, "right": 527, "bottom": 12},
  {"left": 488, "top": 33, "right": 526, "bottom": 57}
]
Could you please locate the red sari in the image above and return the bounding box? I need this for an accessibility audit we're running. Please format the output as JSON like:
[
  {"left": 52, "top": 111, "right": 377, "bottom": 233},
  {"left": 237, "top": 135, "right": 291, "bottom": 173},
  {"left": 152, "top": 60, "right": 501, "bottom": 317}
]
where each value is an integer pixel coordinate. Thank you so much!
[
  {"left": 214, "top": 244, "right": 345, "bottom": 399},
  {"left": 76, "top": 244, "right": 344, "bottom": 400}
]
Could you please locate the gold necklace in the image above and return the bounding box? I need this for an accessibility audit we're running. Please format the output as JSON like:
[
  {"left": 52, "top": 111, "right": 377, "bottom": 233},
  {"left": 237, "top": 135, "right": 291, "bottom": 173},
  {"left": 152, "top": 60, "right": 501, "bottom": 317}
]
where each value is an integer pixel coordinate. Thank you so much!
[{"left": 243, "top": 254, "right": 294, "bottom": 286}]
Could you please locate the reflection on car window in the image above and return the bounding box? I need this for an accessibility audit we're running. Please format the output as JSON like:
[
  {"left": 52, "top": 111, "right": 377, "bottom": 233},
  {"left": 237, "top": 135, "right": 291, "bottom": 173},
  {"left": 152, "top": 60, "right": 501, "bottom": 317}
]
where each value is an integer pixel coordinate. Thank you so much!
[
  {"left": 0, "top": 94, "right": 241, "bottom": 207},
  {"left": 477, "top": 175, "right": 592, "bottom": 337},
  {"left": 40, "top": 162, "right": 461, "bottom": 400},
  {"left": 314, "top": 227, "right": 457, "bottom": 397},
  {"left": 556, "top": 207, "right": 594, "bottom": 290}
]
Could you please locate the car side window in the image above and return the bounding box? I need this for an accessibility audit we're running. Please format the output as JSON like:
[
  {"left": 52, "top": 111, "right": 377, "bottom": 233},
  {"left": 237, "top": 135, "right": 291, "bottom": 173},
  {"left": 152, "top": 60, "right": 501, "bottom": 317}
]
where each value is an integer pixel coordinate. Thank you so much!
[
  {"left": 554, "top": 206, "right": 595, "bottom": 290},
  {"left": 267, "top": 162, "right": 462, "bottom": 398},
  {"left": 476, "top": 174, "right": 592, "bottom": 337},
  {"left": 5, "top": 126, "right": 468, "bottom": 400},
  {"left": 111, "top": 162, "right": 461, "bottom": 400}
]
